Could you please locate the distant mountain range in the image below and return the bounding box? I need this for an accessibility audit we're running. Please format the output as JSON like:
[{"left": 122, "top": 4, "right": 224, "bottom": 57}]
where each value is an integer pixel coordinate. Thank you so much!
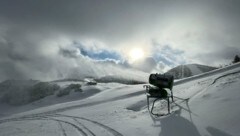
[{"left": 165, "top": 64, "right": 217, "bottom": 79}]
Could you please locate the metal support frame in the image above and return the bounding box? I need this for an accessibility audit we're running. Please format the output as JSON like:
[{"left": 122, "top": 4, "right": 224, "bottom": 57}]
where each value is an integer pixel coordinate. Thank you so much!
[
  {"left": 144, "top": 85, "right": 174, "bottom": 116},
  {"left": 146, "top": 95, "right": 170, "bottom": 116}
]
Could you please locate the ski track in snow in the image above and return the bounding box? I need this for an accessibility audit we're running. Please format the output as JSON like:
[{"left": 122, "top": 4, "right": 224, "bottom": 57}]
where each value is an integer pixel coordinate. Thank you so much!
[
  {"left": 57, "top": 122, "right": 68, "bottom": 136},
  {"left": 0, "top": 113, "right": 123, "bottom": 136},
  {"left": 73, "top": 118, "right": 96, "bottom": 136}
]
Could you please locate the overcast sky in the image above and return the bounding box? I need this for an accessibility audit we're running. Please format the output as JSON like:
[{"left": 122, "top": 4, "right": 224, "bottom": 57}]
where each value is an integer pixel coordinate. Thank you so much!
[{"left": 0, "top": 0, "right": 240, "bottom": 81}]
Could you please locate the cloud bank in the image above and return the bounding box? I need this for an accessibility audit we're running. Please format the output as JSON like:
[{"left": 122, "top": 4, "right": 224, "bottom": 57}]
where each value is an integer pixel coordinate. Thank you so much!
[{"left": 0, "top": 0, "right": 240, "bottom": 81}]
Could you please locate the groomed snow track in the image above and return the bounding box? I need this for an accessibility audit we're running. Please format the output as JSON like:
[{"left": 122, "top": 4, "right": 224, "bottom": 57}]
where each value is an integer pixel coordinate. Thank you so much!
[{"left": 0, "top": 113, "right": 123, "bottom": 136}]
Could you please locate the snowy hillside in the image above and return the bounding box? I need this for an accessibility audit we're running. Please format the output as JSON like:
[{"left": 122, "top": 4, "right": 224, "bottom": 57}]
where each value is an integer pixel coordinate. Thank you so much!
[
  {"left": 0, "top": 63, "right": 240, "bottom": 136},
  {"left": 0, "top": 83, "right": 123, "bottom": 117},
  {"left": 0, "top": 75, "right": 147, "bottom": 117},
  {"left": 166, "top": 64, "right": 217, "bottom": 79}
]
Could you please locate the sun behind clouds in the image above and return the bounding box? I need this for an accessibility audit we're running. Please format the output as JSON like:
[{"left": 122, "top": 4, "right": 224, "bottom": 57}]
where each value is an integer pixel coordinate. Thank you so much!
[{"left": 129, "top": 48, "right": 145, "bottom": 62}]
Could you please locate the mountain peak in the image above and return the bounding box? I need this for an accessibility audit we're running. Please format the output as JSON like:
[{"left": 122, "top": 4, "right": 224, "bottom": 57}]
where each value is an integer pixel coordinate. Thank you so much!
[{"left": 165, "top": 64, "right": 217, "bottom": 79}]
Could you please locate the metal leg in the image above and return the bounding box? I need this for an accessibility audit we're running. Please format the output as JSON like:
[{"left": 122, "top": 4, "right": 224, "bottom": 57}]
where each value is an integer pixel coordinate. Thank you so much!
[
  {"left": 151, "top": 98, "right": 159, "bottom": 114},
  {"left": 147, "top": 96, "right": 150, "bottom": 111},
  {"left": 167, "top": 97, "right": 170, "bottom": 114}
]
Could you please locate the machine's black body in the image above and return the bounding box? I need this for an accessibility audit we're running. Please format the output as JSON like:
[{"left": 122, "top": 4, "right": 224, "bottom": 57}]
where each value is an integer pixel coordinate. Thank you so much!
[{"left": 149, "top": 74, "right": 174, "bottom": 90}]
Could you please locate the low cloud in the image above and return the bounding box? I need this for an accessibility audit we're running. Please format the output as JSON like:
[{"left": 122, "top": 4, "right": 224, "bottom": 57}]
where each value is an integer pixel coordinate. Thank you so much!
[
  {"left": 131, "top": 57, "right": 157, "bottom": 73},
  {"left": 75, "top": 43, "right": 122, "bottom": 61},
  {"left": 150, "top": 41, "right": 186, "bottom": 71},
  {"left": 0, "top": 33, "right": 147, "bottom": 81},
  {"left": 195, "top": 46, "right": 240, "bottom": 66},
  {"left": 59, "top": 47, "right": 81, "bottom": 58}
]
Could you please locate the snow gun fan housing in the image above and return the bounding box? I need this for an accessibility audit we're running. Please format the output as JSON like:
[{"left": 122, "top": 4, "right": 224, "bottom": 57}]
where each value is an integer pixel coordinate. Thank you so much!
[{"left": 149, "top": 74, "right": 174, "bottom": 90}]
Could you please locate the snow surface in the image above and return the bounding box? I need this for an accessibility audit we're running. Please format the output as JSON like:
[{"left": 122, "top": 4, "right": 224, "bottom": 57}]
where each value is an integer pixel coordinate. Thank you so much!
[{"left": 1, "top": 63, "right": 240, "bottom": 136}]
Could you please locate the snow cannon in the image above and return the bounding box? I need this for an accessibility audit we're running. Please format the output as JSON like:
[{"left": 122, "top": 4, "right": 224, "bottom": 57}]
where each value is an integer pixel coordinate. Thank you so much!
[
  {"left": 149, "top": 73, "right": 174, "bottom": 90},
  {"left": 144, "top": 73, "right": 174, "bottom": 116}
]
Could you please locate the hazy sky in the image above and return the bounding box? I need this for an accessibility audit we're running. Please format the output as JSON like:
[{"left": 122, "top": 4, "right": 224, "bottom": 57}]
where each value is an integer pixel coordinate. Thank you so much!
[{"left": 0, "top": 0, "right": 240, "bottom": 81}]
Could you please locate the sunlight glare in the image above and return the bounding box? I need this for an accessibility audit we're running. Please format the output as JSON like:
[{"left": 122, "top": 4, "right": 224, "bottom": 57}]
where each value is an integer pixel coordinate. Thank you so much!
[{"left": 129, "top": 48, "right": 145, "bottom": 62}]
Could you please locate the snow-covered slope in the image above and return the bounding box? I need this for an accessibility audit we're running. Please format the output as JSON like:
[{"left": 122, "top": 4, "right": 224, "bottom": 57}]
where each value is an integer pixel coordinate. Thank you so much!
[
  {"left": 0, "top": 74, "right": 147, "bottom": 117},
  {"left": 0, "top": 63, "right": 240, "bottom": 136},
  {"left": 166, "top": 64, "right": 217, "bottom": 79},
  {"left": 0, "top": 80, "right": 127, "bottom": 117}
]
